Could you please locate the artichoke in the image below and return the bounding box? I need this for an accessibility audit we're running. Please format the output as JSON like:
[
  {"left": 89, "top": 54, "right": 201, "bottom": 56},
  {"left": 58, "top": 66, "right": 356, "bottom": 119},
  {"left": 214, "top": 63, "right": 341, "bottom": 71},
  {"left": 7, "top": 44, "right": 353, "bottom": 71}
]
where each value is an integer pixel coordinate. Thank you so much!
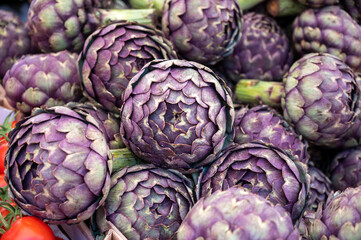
[
  {"left": 328, "top": 146, "right": 361, "bottom": 191},
  {"left": 343, "top": 0, "right": 361, "bottom": 24},
  {"left": 0, "top": 10, "right": 32, "bottom": 80},
  {"left": 293, "top": 6, "right": 361, "bottom": 73},
  {"left": 79, "top": 21, "right": 177, "bottom": 114},
  {"left": 95, "top": 164, "right": 194, "bottom": 240},
  {"left": 178, "top": 186, "right": 300, "bottom": 240},
  {"left": 297, "top": 0, "right": 339, "bottom": 7},
  {"left": 234, "top": 105, "right": 309, "bottom": 163},
  {"left": 282, "top": 53, "right": 361, "bottom": 148},
  {"left": 5, "top": 106, "right": 112, "bottom": 224},
  {"left": 197, "top": 142, "right": 310, "bottom": 221},
  {"left": 220, "top": 12, "right": 293, "bottom": 83},
  {"left": 27, "top": 0, "right": 156, "bottom": 53},
  {"left": 3, "top": 50, "right": 83, "bottom": 115},
  {"left": 307, "top": 164, "right": 332, "bottom": 212},
  {"left": 161, "top": 0, "right": 243, "bottom": 65},
  {"left": 120, "top": 59, "right": 235, "bottom": 171}
]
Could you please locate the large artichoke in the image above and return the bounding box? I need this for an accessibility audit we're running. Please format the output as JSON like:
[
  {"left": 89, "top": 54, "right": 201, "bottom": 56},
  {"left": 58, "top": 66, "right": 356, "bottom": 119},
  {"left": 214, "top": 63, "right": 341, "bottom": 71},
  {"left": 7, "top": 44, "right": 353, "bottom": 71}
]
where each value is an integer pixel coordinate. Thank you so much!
[
  {"left": 234, "top": 105, "right": 309, "bottom": 163},
  {"left": 197, "top": 142, "right": 310, "bottom": 221},
  {"left": 3, "top": 50, "right": 83, "bottom": 115},
  {"left": 297, "top": 0, "right": 339, "bottom": 7},
  {"left": 0, "top": 10, "right": 32, "bottom": 79},
  {"left": 79, "top": 21, "right": 177, "bottom": 114},
  {"left": 178, "top": 186, "right": 300, "bottom": 240},
  {"left": 161, "top": 0, "right": 243, "bottom": 65},
  {"left": 220, "top": 12, "right": 293, "bottom": 83},
  {"left": 293, "top": 6, "right": 361, "bottom": 73},
  {"left": 120, "top": 59, "right": 235, "bottom": 171},
  {"left": 5, "top": 106, "right": 112, "bottom": 224},
  {"left": 282, "top": 53, "right": 361, "bottom": 148},
  {"left": 307, "top": 164, "right": 332, "bottom": 212},
  {"left": 95, "top": 164, "right": 194, "bottom": 240}
]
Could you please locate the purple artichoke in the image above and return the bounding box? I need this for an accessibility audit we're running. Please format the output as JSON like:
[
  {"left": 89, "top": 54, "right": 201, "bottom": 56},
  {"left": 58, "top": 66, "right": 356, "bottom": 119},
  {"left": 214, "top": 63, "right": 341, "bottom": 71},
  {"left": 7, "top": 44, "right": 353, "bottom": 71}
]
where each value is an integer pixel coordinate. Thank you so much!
[
  {"left": 5, "top": 106, "right": 112, "bottom": 224},
  {"left": 0, "top": 10, "right": 32, "bottom": 79},
  {"left": 293, "top": 6, "right": 361, "bottom": 73},
  {"left": 161, "top": 0, "right": 243, "bottom": 65},
  {"left": 282, "top": 53, "right": 361, "bottom": 148},
  {"left": 220, "top": 12, "right": 293, "bottom": 83},
  {"left": 95, "top": 164, "right": 194, "bottom": 240},
  {"left": 343, "top": 0, "right": 361, "bottom": 24},
  {"left": 234, "top": 105, "right": 309, "bottom": 163},
  {"left": 307, "top": 165, "right": 332, "bottom": 212},
  {"left": 178, "top": 186, "right": 300, "bottom": 240},
  {"left": 197, "top": 142, "right": 310, "bottom": 221},
  {"left": 120, "top": 59, "right": 235, "bottom": 171},
  {"left": 79, "top": 21, "right": 178, "bottom": 114},
  {"left": 3, "top": 50, "right": 83, "bottom": 115}
]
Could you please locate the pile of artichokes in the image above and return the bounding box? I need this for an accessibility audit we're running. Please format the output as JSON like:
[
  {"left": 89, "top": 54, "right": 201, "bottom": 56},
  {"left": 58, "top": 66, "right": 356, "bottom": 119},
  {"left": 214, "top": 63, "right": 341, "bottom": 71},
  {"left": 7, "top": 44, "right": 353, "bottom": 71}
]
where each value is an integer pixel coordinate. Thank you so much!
[{"left": 2, "top": 0, "right": 361, "bottom": 239}]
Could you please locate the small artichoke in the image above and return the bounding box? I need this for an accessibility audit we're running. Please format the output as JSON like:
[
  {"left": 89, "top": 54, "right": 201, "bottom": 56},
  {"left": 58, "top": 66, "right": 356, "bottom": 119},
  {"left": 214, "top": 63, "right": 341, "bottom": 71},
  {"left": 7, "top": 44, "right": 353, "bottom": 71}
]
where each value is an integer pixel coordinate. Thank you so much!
[
  {"left": 282, "top": 53, "right": 361, "bottom": 148},
  {"left": 0, "top": 10, "right": 32, "bottom": 79},
  {"left": 120, "top": 59, "right": 235, "bottom": 171},
  {"left": 95, "top": 164, "right": 194, "bottom": 240},
  {"left": 178, "top": 186, "right": 300, "bottom": 240},
  {"left": 328, "top": 146, "right": 361, "bottom": 191},
  {"left": 297, "top": 0, "right": 339, "bottom": 7},
  {"left": 197, "top": 142, "right": 310, "bottom": 221},
  {"left": 161, "top": 0, "right": 243, "bottom": 65},
  {"left": 293, "top": 6, "right": 361, "bottom": 73},
  {"left": 307, "top": 165, "right": 332, "bottom": 212},
  {"left": 79, "top": 21, "right": 177, "bottom": 114},
  {"left": 5, "top": 106, "right": 112, "bottom": 224},
  {"left": 3, "top": 50, "right": 83, "bottom": 115},
  {"left": 234, "top": 105, "right": 309, "bottom": 163},
  {"left": 220, "top": 12, "right": 293, "bottom": 83}
]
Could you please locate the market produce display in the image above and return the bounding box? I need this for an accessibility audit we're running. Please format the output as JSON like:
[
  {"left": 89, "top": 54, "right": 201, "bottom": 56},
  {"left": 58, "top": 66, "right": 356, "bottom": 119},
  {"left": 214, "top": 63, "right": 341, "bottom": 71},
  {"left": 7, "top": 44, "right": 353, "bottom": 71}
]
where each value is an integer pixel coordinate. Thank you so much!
[{"left": 3, "top": 0, "right": 361, "bottom": 239}]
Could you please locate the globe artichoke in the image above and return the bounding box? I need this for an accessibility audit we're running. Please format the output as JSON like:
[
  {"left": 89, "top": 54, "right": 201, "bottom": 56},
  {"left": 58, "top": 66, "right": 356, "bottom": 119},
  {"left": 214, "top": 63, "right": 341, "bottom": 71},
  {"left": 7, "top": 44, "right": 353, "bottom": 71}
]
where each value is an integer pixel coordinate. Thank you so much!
[
  {"left": 293, "top": 6, "right": 361, "bottom": 73},
  {"left": 197, "top": 142, "right": 310, "bottom": 221},
  {"left": 120, "top": 59, "right": 235, "bottom": 171},
  {"left": 307, "top": 164, "right": 332, "bottom": 212},
  {"left": 79, "top": 21, "right": 177, "bottom": 114},
  {"left": 343, "top": 0, "right": 361, "bottom": 24},
  {"left": 27, "top": 0, "right": 157, "bottom": 53},
  {"left": 282, "top": 53, "right": 361, "bottom": 148},
  {"left": 220, "top": 12, "right": 293, "bottom": 83},
  {"left": 328, "top": 146, "right": 361, "bottom": 191},
  {"left": 306, "top": 186, "right": 361, "bottom": 239},
  {"left": 161, "top": 0, "right": 243, "bottom": 65},
  {"left": 95, "top": 164, "right": 194, "bottom": 240},
  {"left": 0, "top": 10, "right": 32, "bottom": 79},
  {"left": 3, "top": 50, "right": 83, "bottom": 115},
  {"left": 297, "top": 0, "right": 339, "bottom": 7},
  {"left": 178, "top": 186, "right": 300, "bottom": 240},
  {"left": 234, "top": 105, "right": 309, "bottom": 163},
  {"left": 5, "top": 105, "right": 112, "bottom": 224}
]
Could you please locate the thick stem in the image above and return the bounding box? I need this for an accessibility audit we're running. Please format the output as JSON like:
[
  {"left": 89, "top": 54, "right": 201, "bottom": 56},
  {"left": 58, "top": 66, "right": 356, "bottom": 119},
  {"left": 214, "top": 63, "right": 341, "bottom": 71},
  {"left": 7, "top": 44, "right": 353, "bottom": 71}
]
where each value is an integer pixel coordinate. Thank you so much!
[
  {"left": 267, "top": 0, "right": 306, "bottom": 17},
  {"left": 90, "top": 8, "right": 157, "bottom": 27},
  {"left": 237, "top": 0, "right": 266, "bottom": 10},
  {"left": 110, "top": 148, "right": 144, "bottom": 173},
  {"left": 234, "top": 79, "right": 284, "bottom": 108},
  {"left": 128, "top": 0, "right": 166, "bottom": 15}
]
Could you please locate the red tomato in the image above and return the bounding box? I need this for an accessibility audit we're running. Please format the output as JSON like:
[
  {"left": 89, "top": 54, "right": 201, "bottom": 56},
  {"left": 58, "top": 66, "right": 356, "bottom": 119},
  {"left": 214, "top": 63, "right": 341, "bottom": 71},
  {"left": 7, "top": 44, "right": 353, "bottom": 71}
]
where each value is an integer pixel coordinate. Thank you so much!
[
  {"left": 1, "top": 216, "right": 55, "bottom": 240},
  {"left": 0, "top": 143, "right": 7, "bottom": 175}
]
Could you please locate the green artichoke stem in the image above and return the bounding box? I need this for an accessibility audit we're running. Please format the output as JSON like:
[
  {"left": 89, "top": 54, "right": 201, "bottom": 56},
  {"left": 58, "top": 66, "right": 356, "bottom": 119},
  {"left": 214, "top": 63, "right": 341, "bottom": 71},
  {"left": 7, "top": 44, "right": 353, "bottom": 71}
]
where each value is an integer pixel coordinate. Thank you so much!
[
  {"left": 237, "top": 0, "right": 266, "bottom": 10},
  {"left": 90, "top": 8, "right": 157, "bottom": 27},
  {"left": 267, "top": 0, "right": 306, "bottom": 17},
  {"left": 128, "top": 0, "right": 166, "bottom": 15},
  {"left": 234, "top": 79, "right": 284, "bottom": 108},
  {"left": 111, "top": 148, "right": 144, "bottom": 173}
]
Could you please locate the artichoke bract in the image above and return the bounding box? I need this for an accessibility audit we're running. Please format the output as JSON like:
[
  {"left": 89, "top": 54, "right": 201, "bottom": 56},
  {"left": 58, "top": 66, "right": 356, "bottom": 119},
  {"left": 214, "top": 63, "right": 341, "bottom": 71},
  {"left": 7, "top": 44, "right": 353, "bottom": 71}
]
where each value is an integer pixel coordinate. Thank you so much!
[
  {"left": 79, "top": 21, "right": 177, "bottom": 114},
  {"left": 0, "top": 10, "right": 32, "bottom": 79},
  {"left": 328, "top": 146, "right": 361, "bottom": 191},
  {"left": 197, "top": 142, "right": 310, "bottom": 221},
  {"left": 307, "top": 165, "right": 332, "bottom": 212},
  {"left": 161, "top": 0, "right": 243, "bottom": 65},
  {"left": 120, "top": 59, "right": 235, "bottom": 171},
  {"left": 5, "top": 106, "right": 112, "bottom": 224},
  {"left": 234, "top": 105, "right": 309, "bottom": 163},
  {"left": 293, "top": 6, "right": 361, "bottom": 73},
  {"left": 297, "top": 0, "right": 339, "bottom": 7},
  {"left": 95, "top": 164, "right": 194, "bottom": 240},
  {"left": 178, "top": 187, "right": 300, "bottom": 240},
  {"left": 220, "top": 12, "right": 293, "bottom": 83},
  {"left": 282, "top": 53, "right": 361, "bottom": 148},
  {"left": 3, "top": 50, "right": 83, "bottom": 115}
]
